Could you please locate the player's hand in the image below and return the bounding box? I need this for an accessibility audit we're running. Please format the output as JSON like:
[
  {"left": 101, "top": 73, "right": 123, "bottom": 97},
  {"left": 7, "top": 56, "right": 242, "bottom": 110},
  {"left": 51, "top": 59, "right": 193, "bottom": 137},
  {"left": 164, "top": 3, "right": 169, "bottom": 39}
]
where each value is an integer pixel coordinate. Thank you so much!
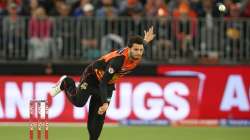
[
  {"left": 98, "top": 103, "right": 109, "bottom": 115},
  {"left": 144, "top": 26, "right": 156, "bottom": 44}
]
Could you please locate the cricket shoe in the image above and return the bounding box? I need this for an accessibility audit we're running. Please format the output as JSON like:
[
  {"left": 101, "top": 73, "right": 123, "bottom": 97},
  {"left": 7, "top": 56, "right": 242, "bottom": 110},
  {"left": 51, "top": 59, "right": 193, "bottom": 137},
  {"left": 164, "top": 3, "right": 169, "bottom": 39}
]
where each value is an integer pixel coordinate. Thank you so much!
[{"left": 50, "top": 75, "right": 67, "bottom": 97}]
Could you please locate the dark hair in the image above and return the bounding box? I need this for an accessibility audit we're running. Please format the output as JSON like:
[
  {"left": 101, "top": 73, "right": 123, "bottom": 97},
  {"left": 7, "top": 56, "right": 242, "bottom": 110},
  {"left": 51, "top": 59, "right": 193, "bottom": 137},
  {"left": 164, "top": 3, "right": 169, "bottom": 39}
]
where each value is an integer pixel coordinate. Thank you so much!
[{"left": 127, "top": 35, "right": 144, "bottom": 48}]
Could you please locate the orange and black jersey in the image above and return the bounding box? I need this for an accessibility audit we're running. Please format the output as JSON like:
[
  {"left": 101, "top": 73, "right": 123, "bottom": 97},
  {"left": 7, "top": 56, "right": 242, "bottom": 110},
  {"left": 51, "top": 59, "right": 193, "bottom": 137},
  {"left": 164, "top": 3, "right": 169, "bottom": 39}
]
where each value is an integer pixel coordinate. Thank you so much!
[{"left": 81, "top": 47, "right": 141, "bottom": 103}]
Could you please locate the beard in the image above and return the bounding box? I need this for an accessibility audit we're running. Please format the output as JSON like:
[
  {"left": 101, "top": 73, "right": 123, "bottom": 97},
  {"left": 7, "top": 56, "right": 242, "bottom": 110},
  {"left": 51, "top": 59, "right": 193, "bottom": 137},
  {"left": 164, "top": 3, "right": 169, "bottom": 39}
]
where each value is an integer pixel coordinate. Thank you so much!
[
  {"left": 131, "top": 54, "right": 141, "bottom": 60},
  {"left": 129, "top": 50, "right": 143, "bottom": 60}
]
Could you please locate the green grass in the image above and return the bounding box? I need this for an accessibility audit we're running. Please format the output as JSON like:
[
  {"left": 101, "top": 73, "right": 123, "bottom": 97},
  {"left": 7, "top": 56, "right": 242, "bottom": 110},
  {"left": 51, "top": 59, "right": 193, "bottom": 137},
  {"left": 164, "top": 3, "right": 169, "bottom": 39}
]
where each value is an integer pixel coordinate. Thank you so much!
[{"left": 0, "top": 125, "right": 250, "bottom": 140}]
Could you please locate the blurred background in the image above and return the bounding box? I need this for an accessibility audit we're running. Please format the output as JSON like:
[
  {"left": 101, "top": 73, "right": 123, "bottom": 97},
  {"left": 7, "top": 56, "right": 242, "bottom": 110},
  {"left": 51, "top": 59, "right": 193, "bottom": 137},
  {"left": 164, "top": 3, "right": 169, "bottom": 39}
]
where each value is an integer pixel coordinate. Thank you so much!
[{"left": 0, "top": 0, "right": 250, "bottom": 140}]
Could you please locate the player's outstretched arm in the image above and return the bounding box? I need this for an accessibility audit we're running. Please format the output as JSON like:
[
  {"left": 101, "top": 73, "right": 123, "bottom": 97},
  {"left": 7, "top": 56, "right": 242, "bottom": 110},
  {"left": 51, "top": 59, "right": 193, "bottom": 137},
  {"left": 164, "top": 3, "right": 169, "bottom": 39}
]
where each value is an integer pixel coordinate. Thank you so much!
[{"left": 143, "top": 26, "right": 156, "bottom": 44}]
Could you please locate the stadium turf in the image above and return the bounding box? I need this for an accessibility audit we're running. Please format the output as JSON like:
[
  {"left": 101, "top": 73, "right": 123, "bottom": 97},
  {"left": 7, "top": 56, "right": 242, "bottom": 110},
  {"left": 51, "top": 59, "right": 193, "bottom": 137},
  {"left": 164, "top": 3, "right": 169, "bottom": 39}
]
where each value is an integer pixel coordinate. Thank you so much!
[{"left": 0, "top": 125, "right": 250, "bottom": 140}]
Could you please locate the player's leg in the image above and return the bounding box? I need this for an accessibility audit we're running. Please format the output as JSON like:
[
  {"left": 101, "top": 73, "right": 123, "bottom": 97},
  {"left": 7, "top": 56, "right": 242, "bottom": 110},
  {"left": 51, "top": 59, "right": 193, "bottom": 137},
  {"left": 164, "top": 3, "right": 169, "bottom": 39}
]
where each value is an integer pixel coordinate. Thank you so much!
[
  {"left": 50, "top": 75, "right": 90, "bottom": 107},
  {"left": 63, "top": 76, "right": 91, "bottom": 107},
  {"left": 87, "top": 87, "right": 114, "bottom": 140},
  {"left": 50, "top": 75, "right": 67, "bottom": 97},
  {"left": 87, "top": 94, "right": 106, "bottom": 140}
]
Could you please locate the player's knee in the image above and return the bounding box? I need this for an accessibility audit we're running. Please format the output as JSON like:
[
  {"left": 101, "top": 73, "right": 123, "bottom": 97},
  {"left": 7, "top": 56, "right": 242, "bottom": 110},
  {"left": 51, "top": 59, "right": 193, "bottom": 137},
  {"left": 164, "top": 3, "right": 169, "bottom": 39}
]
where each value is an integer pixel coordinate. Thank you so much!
[
  {"left": 74, "top": 96, "right": 88, "bottom": 107},
  {"left": 73, "top": 101, "right": 85, "bottom": 107}
]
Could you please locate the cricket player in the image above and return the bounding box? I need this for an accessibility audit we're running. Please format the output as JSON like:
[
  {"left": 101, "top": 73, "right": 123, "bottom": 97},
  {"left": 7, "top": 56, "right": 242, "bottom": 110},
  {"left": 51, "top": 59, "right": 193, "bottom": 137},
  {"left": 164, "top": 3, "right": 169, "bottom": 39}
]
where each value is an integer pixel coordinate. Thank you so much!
[{"left": 49, "top": 26, "right": 155, "bottom": 140}]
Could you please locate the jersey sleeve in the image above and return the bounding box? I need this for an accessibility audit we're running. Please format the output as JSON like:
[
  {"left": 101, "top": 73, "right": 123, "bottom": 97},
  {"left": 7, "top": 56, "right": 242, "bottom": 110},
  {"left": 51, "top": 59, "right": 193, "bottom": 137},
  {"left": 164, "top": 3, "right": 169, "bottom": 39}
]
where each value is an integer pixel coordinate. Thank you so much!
[{"left": 99, "top": 55, "right": 124, "bottom": 103}]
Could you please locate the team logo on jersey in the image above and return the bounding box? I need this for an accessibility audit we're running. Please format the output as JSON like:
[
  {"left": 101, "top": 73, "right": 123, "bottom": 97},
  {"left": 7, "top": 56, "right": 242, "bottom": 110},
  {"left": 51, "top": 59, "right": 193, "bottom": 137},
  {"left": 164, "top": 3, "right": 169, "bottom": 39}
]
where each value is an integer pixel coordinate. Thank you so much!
[
  {"left": 80, "top": 82, "right": 88, "bottom": 90},
  {"left": 108, "top": 67, "right": 114, "bottom": 74}
]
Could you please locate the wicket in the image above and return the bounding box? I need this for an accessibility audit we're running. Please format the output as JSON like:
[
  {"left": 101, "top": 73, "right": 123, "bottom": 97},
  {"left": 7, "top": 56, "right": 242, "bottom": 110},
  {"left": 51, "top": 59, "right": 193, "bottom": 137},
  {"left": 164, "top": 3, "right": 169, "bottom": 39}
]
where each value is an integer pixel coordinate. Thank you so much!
[{"left": 29, "top": 100, "right": 49, "bottom": 140}]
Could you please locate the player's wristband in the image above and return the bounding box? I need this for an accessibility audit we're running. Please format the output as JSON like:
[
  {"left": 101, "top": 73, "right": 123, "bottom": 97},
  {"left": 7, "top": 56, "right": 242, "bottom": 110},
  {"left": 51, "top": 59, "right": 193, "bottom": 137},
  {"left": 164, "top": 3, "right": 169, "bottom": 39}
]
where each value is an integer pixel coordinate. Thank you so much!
[{"left": 143, "top": 40, "right": 148, "bottom": 47}]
